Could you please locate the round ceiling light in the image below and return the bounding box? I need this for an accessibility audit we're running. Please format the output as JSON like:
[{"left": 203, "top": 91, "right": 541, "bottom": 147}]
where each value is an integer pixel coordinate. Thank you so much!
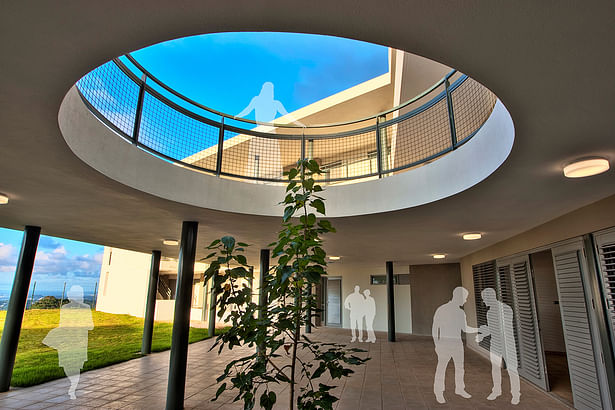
[
  {"left": 0, "top": 193, "right": 8, "bottom": 205},
  {"left": 163, "top": 239, "right": 179, "bottom": 246},
  {"left": 463, "top": 233, "right": 482, "bottom": 240},
  {"left": 433, "top": 254, "right": 446, "bottom": 259},
  {"left": 563, "top": 157, "right": 610, "bottom": 178}
]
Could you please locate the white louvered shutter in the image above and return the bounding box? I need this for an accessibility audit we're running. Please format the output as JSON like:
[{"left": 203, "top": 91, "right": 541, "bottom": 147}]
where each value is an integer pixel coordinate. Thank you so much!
[
  {"left": 552, "top": 241, "right": 604, "bottom": 410},
  {"left": 503, "top": 255, "right": 549, "bottom": 390},
  {"left": 594, "top": 229, "right": 615, "bottom": 349},
  {"left": 472, "top": 260, "right": 496, "bottom": 350}
]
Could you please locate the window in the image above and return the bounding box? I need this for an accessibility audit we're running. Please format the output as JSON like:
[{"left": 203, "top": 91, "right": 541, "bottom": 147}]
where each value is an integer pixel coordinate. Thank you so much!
[{"left": 369, "top": 274, "right": 410, "bottom": 285}]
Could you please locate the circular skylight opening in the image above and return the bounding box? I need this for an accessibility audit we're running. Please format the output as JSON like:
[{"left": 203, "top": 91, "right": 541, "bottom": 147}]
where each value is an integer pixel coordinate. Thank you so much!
[{"left": 69, "top": 30, "right": 509, "bottom": 195}]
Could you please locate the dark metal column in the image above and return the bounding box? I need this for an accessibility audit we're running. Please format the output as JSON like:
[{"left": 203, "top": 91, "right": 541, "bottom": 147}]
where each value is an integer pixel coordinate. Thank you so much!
[
  {"left": 386, "top": 261, "right": 396, "bottom": 342},
  {"left": 142, "top": 250, "right": 161, "bottom": 355},
  {"left": 257, "top": 249, "right": 270, "bottom": 353},
  {"left": 444, "top": 76, "right": 458, "bottom": 147},
  {"left": 305, "top": 284, "right": 312, "bottom": 334},
  {"left": 208, "top": 277, "right": 216, "bottom": 338},
  {"left": 165, "top": 221, "right": 198, "bottom": 410},
  {"left": 0, "top": 226, "right": 41, "bottom": 391}
]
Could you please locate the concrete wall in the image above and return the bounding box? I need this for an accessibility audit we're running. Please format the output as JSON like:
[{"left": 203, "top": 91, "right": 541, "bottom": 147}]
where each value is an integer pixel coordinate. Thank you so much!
[
  {"left": 153, "top": 300, "right": 204, "bottom": 323},
  {"left": 399, "top": 52, "right": 452, "bottom": 114},
  {"left": 331, "top": 262, "right": 412, "bottom": 334},
  {"left": 460, "top": 194, "right": 615, "bottom": 355},
  {"left": 408, "top": 263, "right": 462, "bottom": 336},
  {"left": 96, "top": 247, "right": 150, "bottom": 317}
]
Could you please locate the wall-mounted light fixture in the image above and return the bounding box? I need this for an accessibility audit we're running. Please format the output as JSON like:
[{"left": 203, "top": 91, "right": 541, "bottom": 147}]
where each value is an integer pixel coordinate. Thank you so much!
[
  {"left": 463, "top": 233, "right": 482, "bottom": 240},
  {"left": 328, "top": 256, "right": 341, "bottom": 260},
  {"left": 0, "top": 193, "right": 8, "bottom": 205}
]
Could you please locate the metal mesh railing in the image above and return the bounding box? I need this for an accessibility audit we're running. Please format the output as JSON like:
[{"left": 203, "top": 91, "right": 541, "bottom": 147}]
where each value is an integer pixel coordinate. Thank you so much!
[
  {"left": 139, "top": 92, "right": 220, "bottom": 171},
  {"left": 451, "top": 77, "right": 498, "bottom": 143},
  {"left": 76, "top": 62, "right": 139, "bottom": 138},
  {"left": 75, "top": 57, "right": 497, "bottom": 184}
]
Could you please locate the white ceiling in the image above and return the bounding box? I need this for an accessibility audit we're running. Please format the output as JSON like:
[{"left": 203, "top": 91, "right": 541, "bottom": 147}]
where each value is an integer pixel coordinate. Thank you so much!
[{"left": 1, "top": 1, "right": 614, "bottom": 272}]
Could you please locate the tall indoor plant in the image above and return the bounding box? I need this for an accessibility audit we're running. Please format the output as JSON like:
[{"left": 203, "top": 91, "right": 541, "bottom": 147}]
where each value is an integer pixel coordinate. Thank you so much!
[{"left": 202, "top": 159, "right": 368, "bottom": 410}]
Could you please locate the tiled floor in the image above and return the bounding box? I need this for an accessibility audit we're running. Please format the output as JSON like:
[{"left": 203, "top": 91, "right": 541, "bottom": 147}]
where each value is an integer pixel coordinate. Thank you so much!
[{"left": 0, "top": 328, "right": 571, "bottom": 409}]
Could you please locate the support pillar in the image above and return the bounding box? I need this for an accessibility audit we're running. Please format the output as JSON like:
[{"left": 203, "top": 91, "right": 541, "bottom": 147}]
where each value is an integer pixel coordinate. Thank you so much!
[
  {"left": 142, "top": 250, "right": 161, "bottom": 355},
  {"left": 386, "top": 261, "right": 396, "bottom": 342},
  {"left": 305, "top": 284, "right": 312, "bottom": 333},
  {"left": 257, "top": 249, "right": 269, "bottom": 353},
  {"left": 0, "top": 226, "right": 41, "bottom": 391},
  {"left": 165, "top": 221, "right": 198, "bottom": 410},
  {"left": 208, "top": 276, "right": 216, "bottom": 338}
]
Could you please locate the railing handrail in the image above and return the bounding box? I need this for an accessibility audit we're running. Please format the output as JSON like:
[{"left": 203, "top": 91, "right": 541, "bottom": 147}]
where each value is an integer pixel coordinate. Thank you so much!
[
  {"left": 119, "top": 53, "right": 457, "bottom": 130},
  {"left": 76, "top": 56, "right": 495, "bottom": 184}
]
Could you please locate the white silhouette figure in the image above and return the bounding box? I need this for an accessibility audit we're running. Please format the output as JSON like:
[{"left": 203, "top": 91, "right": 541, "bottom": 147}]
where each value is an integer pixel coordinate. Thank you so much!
[
  {"left": 432, "top": 287, "right": 478, "bottom": 404},
  {"left": 344, "top": 285, "right": 365, "bottom": 342},
  {"left": 236, "top": 82, "right": 296, "bottom": 125},
  {"left": 363, "top": 289, "right": 376, "bottom": 343},
  {"left": 477, "top": 288, "right": 521, "bottom": 405},
  {"left": 236, "top": 82, "right": 304, "bottom": 180},
  {"left": 42, "top": 285, "right": 94, "bottom": 400}
]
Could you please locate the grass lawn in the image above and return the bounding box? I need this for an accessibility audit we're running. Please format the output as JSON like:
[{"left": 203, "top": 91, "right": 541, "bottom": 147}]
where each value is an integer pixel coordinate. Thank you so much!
[{"left": 0, "top": 309, "right": 217, "bottom": 387}]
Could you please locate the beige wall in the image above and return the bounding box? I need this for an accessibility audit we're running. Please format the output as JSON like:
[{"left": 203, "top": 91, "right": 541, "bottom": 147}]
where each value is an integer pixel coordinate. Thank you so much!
[
  {"left": 330, "top": 262, "right": 412, "bottom": 334},
  {"left": 399, "top": 52, "right": 452, "bottom": 114},
  {"left": 409, "top": 263, "right": 462, "bottom": 336},
  {"left": 461, "top": 194, "right": 615, "bottom": 354},
  {"left": 96, "top": 247, "right": 150, "bottom": 317}
]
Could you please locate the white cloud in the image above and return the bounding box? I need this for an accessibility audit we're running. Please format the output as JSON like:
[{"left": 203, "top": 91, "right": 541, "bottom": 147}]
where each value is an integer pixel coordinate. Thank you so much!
[
  {"left": 0, "top": 243, "right": 17, "bottom": 274},
  {"left": 0, "top": 243, "right": 14, "bottom": 260},
  {"left": 53, "top": 246, "right": 67, "bottom": 256}
]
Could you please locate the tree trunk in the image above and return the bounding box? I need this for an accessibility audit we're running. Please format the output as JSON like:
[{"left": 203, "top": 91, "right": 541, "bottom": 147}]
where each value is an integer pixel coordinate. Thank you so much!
[{"left": 289, "top": 292, "right": 302, "bottom": 409}]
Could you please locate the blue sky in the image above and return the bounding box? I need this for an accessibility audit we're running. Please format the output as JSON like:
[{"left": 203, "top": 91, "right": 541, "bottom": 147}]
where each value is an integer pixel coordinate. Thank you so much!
[
  {"left": 0, "top": 227, "right": 103, "bottom": 297},
  {"left": 1, "top": 33, "right": 388, "bottom": 298},
  {"left": 129, "top": 32, "right": 389, "bottom": 119}
]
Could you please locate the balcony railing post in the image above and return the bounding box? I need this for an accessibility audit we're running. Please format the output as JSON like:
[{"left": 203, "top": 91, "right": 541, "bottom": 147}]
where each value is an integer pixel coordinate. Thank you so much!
[
  {"left": 376, "top": 116, "right": 383, "bottom": 178},
  {"left": 301, "top": 130, "right": 306, "bottom": 163},
  {"left": 132, "top": 74, "right": 147, "bottom": 145},
  {"left": 216, "top": 117, "right": 225, "bottom": 176},
  {"left": 444, "top": 77, "right": 458, "bottom": 148}
]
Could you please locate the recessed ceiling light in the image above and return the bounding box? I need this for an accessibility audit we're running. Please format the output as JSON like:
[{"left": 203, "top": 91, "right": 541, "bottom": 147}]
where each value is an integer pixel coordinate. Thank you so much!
[
  {"left": 563, "top": 157, "right": 610, "bottom": 178},
  {"left": 463, "top": 233, "right": 482, "bottom": 240},
  {"left": 0, "top": 193, "right": 8, "bottom": 205},
  {"left": 328, "top": 256, "right": 341, "bottom": 260},
  {"left": 433, "top": 254, "right": 446, "bottom": 259},
  {"left": 163, "top": 239, "right": 178, "bottom": 246}
]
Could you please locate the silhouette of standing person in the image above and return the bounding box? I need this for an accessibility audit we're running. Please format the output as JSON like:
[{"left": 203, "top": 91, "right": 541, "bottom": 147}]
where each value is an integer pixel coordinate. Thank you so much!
[
  {"left": 236, "top": 82, "right": 304, "bottom": 180},
  {"left": 477, "top": 288, "right": 520, "bottom": 405},
  {"left": 42, "top": 285, "right": 94, "bottom": 399},
  {"left": 236, "top": 82, "right": 299, "bottom": 126},
  {"left": 432, "top": 287, "right": 478, "bottom": 404},
  {"left": 344, "top": 285, "right": 365, "bottom": 342},
  {"left": 363, "top": 289, "right": 376, "bottom": 343}
]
